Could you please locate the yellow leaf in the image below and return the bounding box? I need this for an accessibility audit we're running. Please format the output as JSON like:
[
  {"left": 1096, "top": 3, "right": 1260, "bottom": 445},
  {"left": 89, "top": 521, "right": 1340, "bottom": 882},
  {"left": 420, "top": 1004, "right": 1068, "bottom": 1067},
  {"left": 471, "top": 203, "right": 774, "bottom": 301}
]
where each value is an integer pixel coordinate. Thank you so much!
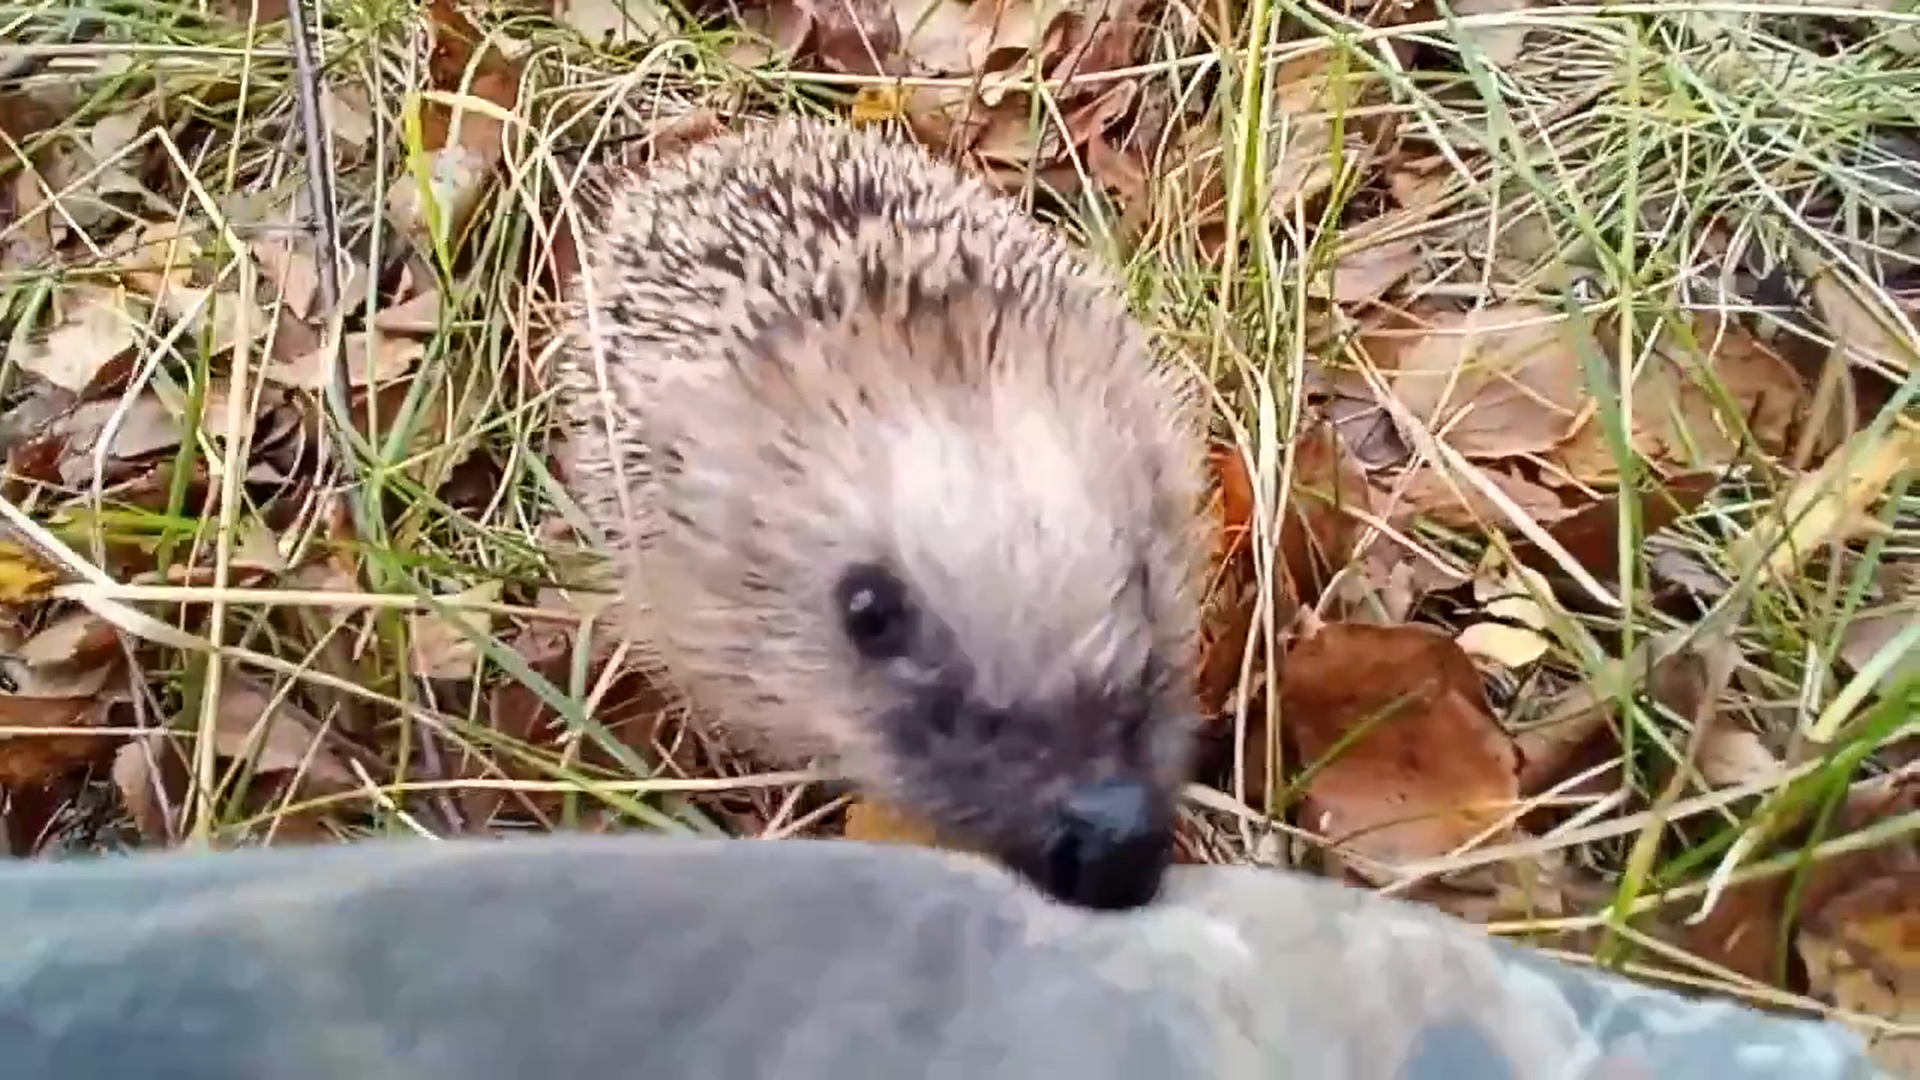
[
  {"left": 850, "top": 85, "right": 907, "bottom": 125},
  {"left": 1731, "top": 422, "right": 1920, "bottom": 584},
  {"left": 843, "top": 798, "right": 946, "bottom": 847},
  {"left": 0, "top": 539, "right": 60, "bottom": 603}
]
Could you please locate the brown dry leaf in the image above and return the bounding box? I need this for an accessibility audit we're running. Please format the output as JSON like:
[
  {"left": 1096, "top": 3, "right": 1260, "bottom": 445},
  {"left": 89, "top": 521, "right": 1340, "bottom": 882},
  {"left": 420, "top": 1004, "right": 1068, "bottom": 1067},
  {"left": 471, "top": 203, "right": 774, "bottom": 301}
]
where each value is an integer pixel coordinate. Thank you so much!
[
  {"left": 1797, "top": 873, "right": 1920, "bottom": 1075},
  {"left": 390, "top": 0, "right": 524, "bottom": 248},
  {"left": 1838, "top": 565, "right": 1919, "bottom": 697},
  {"left": 321, "top": 83, "right": 379, "bottom": 162},
  {"left": 33, "top": 113, "right": 149, "bottom": 233},
  {"left": 843, "top": 798, "right": 947, "bottom": 846},
  {"left": 1277, "top": 415, "right": 1373, "bottom": 605},
  {"left": 1317, "top": 235, "right": 1423, "bottom": 307},
  {"left": 212, "top": 0, "right": 291, "bottom": 22},
  {"left": 247, "top": 191, "right": 365, "bottom": 323},
  {"left": 12, "top": 284, "right": 142, "bottom": 394},
  {"left": 213, "top": 671, "right": 356, "bottom": 793},
  {"left": 160, "top": 285, "right": 273, "bottom": 357},
  {"left": 1197, "top": 442, "right": 1259, "bottom": 717},
  {"left": 1511, "top": 471, "right": 1719, "bottom": 580},
  {"left": 800, "top": 0, "right": 904, "bottom": 74},
  {"left": 889, "top": 0, "right": 1061, "bottom": 74},
  {"left": 16, "top": 609, "right": 119, "bottom": 669},
  {"left": 373, "top": 289, "right": 443, "bottom": 334},
  {"left": 2, "top": 169, "right": 58, "bottom": 272},
  {"left": 1730, "top": 422, "right": 1920, "bottom": 585},
  {"left": 0, "top": 694, "right": 116, "bottom": 787},
  {"left": 1280, "top": 621, "right": 1519, "bottom": 879},
  {"left": 462, "top": 624, "right": 681, "bottom": 825},
  {"left": 1368, "top": 303, "right": 1592, "bottom": 459},
  {"left": 1267, "top": 52, "right": 1375, "bottom": 212},
  {"left": 1396, "top": 848, "right": 1590, "bottom": 926},
  {"left": 0, "top": 539, "right": 61, "bottom": 604},
  {"left": 110, "top": 735, "right": 174, "bottom": 843},
  {"left": 1387, "top": 461, "right": 1571, "bottom": 533},
  {"left": 267, "top": 331, "right": 424, "bottom": 391},
  {"left": 410, "top": 580, "right": 503, "bottom": 680},
  {"left": 1050, "top": 0, "right": 1151, "bottom": 78},
  {"left": 1551, "top": 312, "right": 1810, "bottom": 482},
  {"left": 1677, "top": 774, "right": 1917, "bottom": 985},
  {"left": 43, "top": 392, "right": 201, "bottom": 477},
  {"left": 1696, "top": 721, "right": 1784, "bottom": 788},
  {"left": 1801, "top": 257, "right": 1916, "bottom": 377},
  {"left": 386, "top": 144, "right": 495, "bottom": 254},
  {"left": 731, "top": 0, "right": 812, "bottom": 64}
]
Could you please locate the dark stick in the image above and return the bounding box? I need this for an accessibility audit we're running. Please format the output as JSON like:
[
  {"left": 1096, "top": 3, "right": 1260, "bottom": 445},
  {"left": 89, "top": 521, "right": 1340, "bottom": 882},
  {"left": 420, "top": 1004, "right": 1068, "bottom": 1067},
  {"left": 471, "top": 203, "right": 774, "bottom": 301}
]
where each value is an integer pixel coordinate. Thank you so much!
[{"left": 278, "top": 0, "right": 463, "bottom": 835}]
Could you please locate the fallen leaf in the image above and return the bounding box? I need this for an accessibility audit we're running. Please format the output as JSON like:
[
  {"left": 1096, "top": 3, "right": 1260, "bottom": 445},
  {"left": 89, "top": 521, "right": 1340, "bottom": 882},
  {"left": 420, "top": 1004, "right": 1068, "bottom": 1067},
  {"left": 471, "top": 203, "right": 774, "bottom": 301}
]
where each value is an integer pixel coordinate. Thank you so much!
[
  {"left": 1838, "top": 569, "right": 1920, "bottom": 698},
  {"left": 267, "top": 331, "right": 424, "bottom": 390},
  {"left": 12, "top": 284, "right": 142, "bottom": 394},
  {"left": 0, "top": 694, "right": 115, "bottom": 787},
  {"left": 1730, "top": 422, "right": 1920, "bottom": 584},
  {"left": 1511, "top": 470, "right": 1719, "bottom": 580},
  {"left": 324, "top": 82, "right": 377, "bottom": 151},
  {"left": 1801, "top": 257, "right": 1917, "bottom": 377},
  {"left": 1367, "top": 303, "right": 1592, "bottom": 459},
  {"left": 1551, "top": 312, "right": 1812, "bottom": 481},
  {"left": 1395, "top": 847, "right": 1592, "bottom": 926},
  {"left": 1386, "top": 461, "right": 1572, "bottom": 533},
  {"left": 556, "top": 0, "right": 674, "bottom": 42},
  {"left": 889, "top": 0, "right": 1061, "bottom": 74},
  {"left": 1443, "top": 0, "right": 1532, "bottom": 67},
  {"left": 48, "top": 393, "right": 188, "bottom": 472},
  {"left": 110, "top": 735, "right": 174, "bottom": 843},
  {"left": 160, "top": 285, "right": 273, "bottom": 357},
  {"left": 1316, "top": 234, "right": 1423, "bottom": 307},
  {"left": 1267, "top": 52, "right": 1375, "bottom": 212},
  {"left": 1456, "top": 557, "right": 1556, "bottom": 669},
  {"left": 16, "top": 609, "right": 118, "bottom": 668},
  {"left": 410, "top": 580, "right": 503, "bottom": 680},
  {"left": 1696, "top": 721, "right": 1784, "bottom": 788},
  {"left": 1197, "top": 443, "right": 1259, "bottom": 717},
  {"left": 2, "top": 170, "right": 58, "bottom": 272},
  {"left": 1675, "top": 773, "right": 1917, "bottom": 984},
  {"left": 463, "top": 625, "right": 680, "bottom": 825},
  {"left": 1280, "top": 621, "right": 1519, "bottom": 879},
  {"left": 1277, "top": 416, "right": 1374, "bottom": 605},
  {"left": 386, "top": 145, "right": 494, "bottom": 253},
  {"left": 1050, "top": 0, "right": 1152, "bottom": 79},
  {"left": 212, "top": 0, "right": 292, "bottom": 22},
  {"left": 211, "top": 670, "right": 355, "bottom": 791},
  {"left": 0, "top": 540, "right": 61, "bottom": 603},
  {"left": 116, "top": 218, "right": 203, "bottom": 299},
  {"left": 802, "top": 0, "right": 904, "bottom": 74},
  {"left": 1797, "top": 873, "right": 1920, "bottom": 1076},
  {"left": 843, "top": 798, "right": 946, "bottom": 846}
]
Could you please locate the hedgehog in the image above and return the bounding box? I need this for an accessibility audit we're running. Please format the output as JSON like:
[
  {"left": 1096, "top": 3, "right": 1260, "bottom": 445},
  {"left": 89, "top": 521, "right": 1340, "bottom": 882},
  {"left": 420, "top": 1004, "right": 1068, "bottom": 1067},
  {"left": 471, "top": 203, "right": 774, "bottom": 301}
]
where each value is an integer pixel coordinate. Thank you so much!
[{"left": 550, "top": 116, "right": 1210, "bottom": 911}]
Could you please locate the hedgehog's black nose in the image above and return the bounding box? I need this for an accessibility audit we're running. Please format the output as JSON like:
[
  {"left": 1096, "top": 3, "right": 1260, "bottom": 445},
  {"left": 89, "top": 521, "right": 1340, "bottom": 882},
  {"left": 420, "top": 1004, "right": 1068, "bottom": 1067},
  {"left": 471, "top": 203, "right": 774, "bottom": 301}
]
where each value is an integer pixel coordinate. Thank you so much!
[{"left": 1027, "top": 779, "right": 1172, "bottom": 911}]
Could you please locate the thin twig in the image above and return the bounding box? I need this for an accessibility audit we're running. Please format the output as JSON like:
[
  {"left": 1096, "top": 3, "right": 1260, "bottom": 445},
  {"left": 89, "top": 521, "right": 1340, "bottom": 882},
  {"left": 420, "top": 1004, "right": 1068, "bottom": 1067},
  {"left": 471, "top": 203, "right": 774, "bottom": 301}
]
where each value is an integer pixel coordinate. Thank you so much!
[{"left": 280, "top": 0, "right": 460, "bottom": 833}]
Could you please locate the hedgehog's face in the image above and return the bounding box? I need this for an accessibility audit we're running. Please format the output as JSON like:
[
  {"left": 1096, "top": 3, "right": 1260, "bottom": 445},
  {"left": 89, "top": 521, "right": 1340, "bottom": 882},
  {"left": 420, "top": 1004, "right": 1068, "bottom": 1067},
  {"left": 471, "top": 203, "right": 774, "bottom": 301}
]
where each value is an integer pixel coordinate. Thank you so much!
[
  {"left": 636, "top": 284, "right": 1207, "bottom": 910},
  {"left": 773, "top": 358, "right": 1209, "bottom": 912},
  {"left": 822, "top": 547, "right": 1195, "bottom": 911}
]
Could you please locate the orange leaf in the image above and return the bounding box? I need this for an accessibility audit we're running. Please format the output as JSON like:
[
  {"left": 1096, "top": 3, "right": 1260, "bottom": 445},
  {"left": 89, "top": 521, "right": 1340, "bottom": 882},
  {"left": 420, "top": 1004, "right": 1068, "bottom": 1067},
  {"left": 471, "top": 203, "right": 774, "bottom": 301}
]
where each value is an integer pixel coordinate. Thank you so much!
[{"left": 1280, "top": 622, "right": 1518, "bottom": 878}]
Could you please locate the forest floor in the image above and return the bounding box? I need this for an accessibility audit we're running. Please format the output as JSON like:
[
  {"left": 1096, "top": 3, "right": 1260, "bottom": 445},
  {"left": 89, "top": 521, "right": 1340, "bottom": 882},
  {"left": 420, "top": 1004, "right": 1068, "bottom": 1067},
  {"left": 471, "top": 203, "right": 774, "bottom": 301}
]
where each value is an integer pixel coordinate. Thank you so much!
[{"left": 0, "top": 0, "right": 1915, "bottom": 1067}]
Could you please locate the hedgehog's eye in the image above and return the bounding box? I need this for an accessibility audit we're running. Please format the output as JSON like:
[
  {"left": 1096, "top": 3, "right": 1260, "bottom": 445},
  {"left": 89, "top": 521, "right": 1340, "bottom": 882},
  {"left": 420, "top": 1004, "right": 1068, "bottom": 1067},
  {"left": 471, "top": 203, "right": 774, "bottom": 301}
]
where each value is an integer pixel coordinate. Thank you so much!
[{"left": 835, "top": 563, "right": 915, "bottom": 660}]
